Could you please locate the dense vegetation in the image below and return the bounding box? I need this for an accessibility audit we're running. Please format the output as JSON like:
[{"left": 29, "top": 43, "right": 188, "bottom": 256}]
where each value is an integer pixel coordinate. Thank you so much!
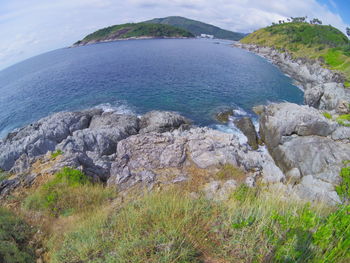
[
  {"left": 241, "top": 21, "right": 350, "bottom": 84},
  {"left": 0, "top": 208, "right": 35, "bottom": 263},
  {"left": 74, "top": 22, "right": 194, "bottom": 45},
  {"left": 47, "top": 187, "right": 350, "bottom": 263},
  {"left": 145, "top": 16, "right": 246, "bottom": 40},
  {"left": 0, "top": 164, "right": 349, "bottom": 262},
  {"left": 23, "top": 167, "right": 115, "bottom": 217}
]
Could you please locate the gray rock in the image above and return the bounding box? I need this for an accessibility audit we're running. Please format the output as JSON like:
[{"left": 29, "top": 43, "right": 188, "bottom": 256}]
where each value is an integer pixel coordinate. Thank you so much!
[
  {"left": 332, "top": 126, "right": 350, "bottom": 141},
  {"left": 115, "top": 132, "right": 187, "bottom": 170},
  {"left": 186, "top": 128, "right": 240, "bottom": 169},
  {"left": 286, "top": 168, "right": 301, "bottom": 185},
  {"left": 252, "top": 105, "right": 265, "bottom": 115},
  {"left": 304, "top": 85, "right": 323, "bottom": 108},
  {"left": 58, "top": 113, "right": 139, "bottom": 156},
  {"left": 234, "top": 117, "right": 259, "bottom": 150},
  {"left": 0, "top": 110, "right": 101, "bottom": 171},
  {"left": 319, "top": 83, "right": 348, "bottom": 111},
  {"left": 260, "top": 103, "right": 336, "bottom": 150},
  {"left": 214, "top": 108, "right": 234, "bottom": 123},
  {"left": 203, "top": 180, "right": 237, "bottom": 201},
  {"left": 9, "top": 154, "right": 31, "bottom": 174},
  {"left": 261, "top": 157, "right": 285, "bottom": 184},
  {"left": 294, "top": 175, "right": 341, "bottom": 205},
  {"left": 273, "top": 136, "right": 350, "bottom": 185},
  {"left": 0, "top": 178, "right": 20, "bottom": 196},
  {"left": 139, "top": 111, "right": 191, "bottom": 134}
]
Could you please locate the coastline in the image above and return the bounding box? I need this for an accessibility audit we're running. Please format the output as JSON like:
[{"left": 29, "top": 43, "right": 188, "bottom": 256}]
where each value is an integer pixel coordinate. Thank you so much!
[
  {"left": 71, "top": 36, "right": 194, "bottom": 47},
  {"left": 0, "top": 40, "right": 349, "bottom": 207},
  {"left": 234, "top": 42, "right": 350, "bottom": 113}
]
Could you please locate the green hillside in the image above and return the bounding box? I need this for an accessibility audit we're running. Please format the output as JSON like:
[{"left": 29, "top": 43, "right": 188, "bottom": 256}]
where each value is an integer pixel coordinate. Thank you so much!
[
  {"left": 145, "top": 16, "right": 246, "bottom": 40},
  {"left": 241, "top": 22, "right": 350, "bottom": 84},
  {"left": 74, "top": 22, "right": 194, "bottom": 46}
]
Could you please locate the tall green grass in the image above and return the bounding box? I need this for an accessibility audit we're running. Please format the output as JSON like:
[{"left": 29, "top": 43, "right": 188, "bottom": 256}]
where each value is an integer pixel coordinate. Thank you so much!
[
  {"left": 23, "top": 167, "right": 115, "bottom": 217},
  {"left": 47, "top": 186, "right": 349, "bottom": 263},
  {"left": 0, "top": 207, "right": 35, "bottom": 263}
]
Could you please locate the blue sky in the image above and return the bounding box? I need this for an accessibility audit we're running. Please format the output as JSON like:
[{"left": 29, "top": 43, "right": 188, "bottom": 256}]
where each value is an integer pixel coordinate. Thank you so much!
[
  {"left": 0, "top": 0, "right": 349, "bottom": 71},
  {"left": 319, "top": 0, "right": 350, "bottom": 25}
]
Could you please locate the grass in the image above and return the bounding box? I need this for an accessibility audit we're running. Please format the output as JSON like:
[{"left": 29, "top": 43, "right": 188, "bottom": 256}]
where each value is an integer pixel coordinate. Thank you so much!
[
  {"left": 336, "top": 114, "right": 350, "bottom": 127},
  {"left": 50, "top": 150, "right": 63, "bottom": 159},
  {"left": 44, "top": 185, "right": 350, "bottom": 263},
  {"left": 323, "top": 112, "right": 332, "bottom": 119},
  {"left": 23, "top": 167, "right": 115, "bottom": 217},
  {"left": 215, "top": 163, "right": 245, "bottom": 181},
  {"left": 0, "top": 170, "right": 10, "bottom": 183},
  {"left": 2, "top": 164, "right": 348, "bottom": 262},
  {"left": 336, "top": 163, "right": 350, "bottom": 202},
  {"left": 0, "top": 207, "right": 35, "bottom": 263},
  {"left": 48, "top": 189, "right": 217, "bottom": 263}
]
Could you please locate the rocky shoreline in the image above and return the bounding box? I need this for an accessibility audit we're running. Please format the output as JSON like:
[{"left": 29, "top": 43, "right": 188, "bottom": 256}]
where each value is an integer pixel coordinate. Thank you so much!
[
  {"left": 234, "top": 43, "right": 350, "bottom": 114},
  {"left": 1, "top": 101, "right": 349, "bottom": 205},
  {"left": 72, "top": 36, "right": 192, "bottom": 47},
  {"left": 1, "top": 43, "right": 350, "bottom": 206}
]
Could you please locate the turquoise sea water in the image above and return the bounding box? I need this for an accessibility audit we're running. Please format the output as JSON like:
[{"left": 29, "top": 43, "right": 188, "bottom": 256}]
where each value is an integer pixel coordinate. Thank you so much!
[{"left": 0, "top": 38, "right": 303, "bottom": 138}]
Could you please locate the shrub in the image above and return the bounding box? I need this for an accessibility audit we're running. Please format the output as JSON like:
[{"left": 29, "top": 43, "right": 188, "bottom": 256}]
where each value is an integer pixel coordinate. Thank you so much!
[
  {"left": 337, "top": 114, "right": 350, "bottom": 127},
  {"left": 313, "top": 205, "right": 350, "bottom": 262},
  {"left": 323, "top": 112, "right": 332, "bottom": 119},
  {"left": 0, "top": 170, "right": 10, "bottom": 183},
  {"left": 232, "top": 184, "right": 257, "bottom": 202},
  {"left": 23, "top": 167, "right": 115, "bottom": 217},
  {"left": 0, "top": 208, "right": 35, "bottom": 263},
  {"left": 336, "top": 164, "right": 350, "bottom": 202},
  {"left": 50, "top": 150, "right": 63, "bottom": 159},
  {"left": 216, "top": 163, "right": 245, "bottom": 180}
]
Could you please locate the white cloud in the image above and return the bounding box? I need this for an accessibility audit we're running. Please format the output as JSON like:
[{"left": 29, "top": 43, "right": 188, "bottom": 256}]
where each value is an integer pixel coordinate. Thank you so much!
[{"left": 0, "top": 0, "right": 349, "bottom": 70}]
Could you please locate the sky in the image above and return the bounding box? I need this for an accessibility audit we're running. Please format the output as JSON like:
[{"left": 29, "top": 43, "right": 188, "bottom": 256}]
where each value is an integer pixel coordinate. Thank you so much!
[{"left": 0, "top": 0, "right": 349, "bottom": 71}]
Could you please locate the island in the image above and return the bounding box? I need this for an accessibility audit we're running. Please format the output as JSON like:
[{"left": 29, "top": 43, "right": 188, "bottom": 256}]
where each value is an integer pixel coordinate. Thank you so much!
[{"left": 73, "top": 22, "right": 194, "bottom": 46}]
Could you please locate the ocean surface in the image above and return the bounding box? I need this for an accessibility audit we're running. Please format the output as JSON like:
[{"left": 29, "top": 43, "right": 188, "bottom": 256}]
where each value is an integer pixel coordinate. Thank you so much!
[{"left": 0, "top": 38, "right": 303, "bottom": 139}]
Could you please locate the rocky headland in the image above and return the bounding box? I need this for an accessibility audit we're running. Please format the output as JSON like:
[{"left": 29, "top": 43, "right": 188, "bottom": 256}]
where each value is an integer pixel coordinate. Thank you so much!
[
  {"left": 1, "top": 97, "right": 349, "bottom": 205},
  {"left": 234, "top": 43, "right": 350, "bottom": 114}
]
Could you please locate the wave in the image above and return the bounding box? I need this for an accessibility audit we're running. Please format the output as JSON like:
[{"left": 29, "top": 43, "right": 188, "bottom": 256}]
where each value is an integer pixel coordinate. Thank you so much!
[{"left": 94, "top": 102, "right": 135, "bottom": 115}]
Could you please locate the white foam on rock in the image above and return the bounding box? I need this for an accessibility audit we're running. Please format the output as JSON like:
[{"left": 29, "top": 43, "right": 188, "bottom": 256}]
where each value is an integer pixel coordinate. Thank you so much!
[{"left": 94, "top": 102, "right": 135, "bottom": 115}]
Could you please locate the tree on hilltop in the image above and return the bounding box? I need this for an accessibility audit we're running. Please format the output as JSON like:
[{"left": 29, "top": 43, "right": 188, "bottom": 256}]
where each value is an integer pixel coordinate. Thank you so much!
[{"left": 310, "top": 18, "right": 322, "bottom": 25}]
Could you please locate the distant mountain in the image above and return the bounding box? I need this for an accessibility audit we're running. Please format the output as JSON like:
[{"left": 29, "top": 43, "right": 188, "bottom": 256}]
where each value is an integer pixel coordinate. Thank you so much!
[
  {"left": 73, "top": 22, "right": 194, "bottom": 46},
  {"left": 145, "top": 16, "right": 246, "bottom": 40}
]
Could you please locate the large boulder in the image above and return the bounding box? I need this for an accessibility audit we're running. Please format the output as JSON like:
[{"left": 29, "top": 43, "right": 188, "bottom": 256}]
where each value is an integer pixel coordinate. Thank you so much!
[
  {"left": 0, "top": 109, "right": 101, "bottom": 171},
  {"left": 273, "top": 136, "right": 350, "bottom": 185},
  {"left": 234, "top": 117, "right": 259, "bottom": 150},
  {"left": 259, "top": 103, "right": 350, "bottom": 205},
  {"left": 139, "top": 111, "right": 191, "bottom": 134},
  {"left": 259, "top": 103, "right": 336, "bottom": 150},
  {"left": 57, "top": 113, "right": 139, "bottom": 156}
]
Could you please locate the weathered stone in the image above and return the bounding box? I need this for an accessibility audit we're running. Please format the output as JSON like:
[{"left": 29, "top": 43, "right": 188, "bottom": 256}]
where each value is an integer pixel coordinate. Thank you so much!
[
  {"left": 252, "top": 105, "right": 265, "bottom": 115},
  {"left": 332, "top": 126, "right": 350, "bottom": 141},
  {"left": 234, "top": 117, "right": 259, "bottom": 150},
  {"left": 203, "top": 179, "right": 237, "bottom": 201},
  {"left": 139, "top": 111, "right": 190, "bottom": 134},
  {"left": 304, "top": 85, "right": 323, "bottom": 108},
  {"left": 0, "top": 110, "right": 101, "bottom": 171},
  {"left": 260, "top": 103, "right": 336, "bottom": 150},
  {"left": 294, "top": 175, "right": 341, "bottom": 205},
  {"left": 273, "top": 136, "right": 350, "bottom": 185},
  {"left": 186, "top": 128, "right": 239, "bottom": 169},
  {"left": 286, "top": 168, "right": 301, "bottom": 185},
  {"left": 214, "top": 108, "right": 234, "bottom": 123}
]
